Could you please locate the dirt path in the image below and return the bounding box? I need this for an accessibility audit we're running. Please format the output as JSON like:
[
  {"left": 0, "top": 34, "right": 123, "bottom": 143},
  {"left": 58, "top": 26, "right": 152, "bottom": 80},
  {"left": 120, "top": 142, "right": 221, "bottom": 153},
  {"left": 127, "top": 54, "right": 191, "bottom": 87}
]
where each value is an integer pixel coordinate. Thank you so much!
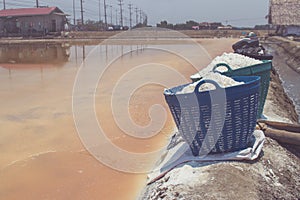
[
  {"left": 139, "top": 39, "right": 300, "bottom": 200},
  {"left": 139, "top": 69, "right": 300, "bottom": 200}
]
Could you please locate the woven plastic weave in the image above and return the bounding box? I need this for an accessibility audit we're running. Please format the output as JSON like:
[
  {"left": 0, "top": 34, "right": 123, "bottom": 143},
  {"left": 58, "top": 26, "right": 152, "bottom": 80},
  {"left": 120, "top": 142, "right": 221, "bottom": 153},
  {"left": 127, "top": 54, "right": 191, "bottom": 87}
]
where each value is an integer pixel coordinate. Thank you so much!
[
  {"left": 213, "top": 60, "right": 272, "bottom": 118},
  {"left": 164, "top": 76, "right": 260, "bottom": 156}
]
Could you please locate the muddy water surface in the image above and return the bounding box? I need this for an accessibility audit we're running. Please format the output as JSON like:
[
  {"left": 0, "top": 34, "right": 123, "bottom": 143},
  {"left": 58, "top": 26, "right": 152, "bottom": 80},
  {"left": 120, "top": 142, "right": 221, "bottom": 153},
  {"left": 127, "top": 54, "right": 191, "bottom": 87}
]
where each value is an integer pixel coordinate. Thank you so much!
[{"left": 0, "top": 39, "right": 237, "bottom": 199}]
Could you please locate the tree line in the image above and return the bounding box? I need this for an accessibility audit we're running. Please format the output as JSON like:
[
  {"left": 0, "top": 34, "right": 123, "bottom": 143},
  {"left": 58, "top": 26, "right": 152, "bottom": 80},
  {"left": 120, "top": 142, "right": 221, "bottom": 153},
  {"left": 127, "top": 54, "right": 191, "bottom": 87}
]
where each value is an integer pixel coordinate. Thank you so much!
[{"left": 156, "top": 20, "right": 224, "bottom": 30}]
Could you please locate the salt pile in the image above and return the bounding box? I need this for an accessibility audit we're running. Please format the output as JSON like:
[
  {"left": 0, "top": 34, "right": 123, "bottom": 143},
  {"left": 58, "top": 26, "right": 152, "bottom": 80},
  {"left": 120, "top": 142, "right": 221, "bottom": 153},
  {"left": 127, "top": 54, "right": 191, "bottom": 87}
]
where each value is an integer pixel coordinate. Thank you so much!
[
  {"left": 177, "top": 73, "right": 244, "bottom": 94},
  {"left": 190, "top": 53, "right": 263, "bottom": 80}
]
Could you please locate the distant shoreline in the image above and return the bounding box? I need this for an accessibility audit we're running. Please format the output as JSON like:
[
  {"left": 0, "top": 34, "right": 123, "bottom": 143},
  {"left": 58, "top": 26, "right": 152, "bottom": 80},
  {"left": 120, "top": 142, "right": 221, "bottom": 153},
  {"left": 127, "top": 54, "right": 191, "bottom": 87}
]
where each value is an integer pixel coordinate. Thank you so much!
[{"left": 0, "top": 30, "right": 270, "bottom": 45}]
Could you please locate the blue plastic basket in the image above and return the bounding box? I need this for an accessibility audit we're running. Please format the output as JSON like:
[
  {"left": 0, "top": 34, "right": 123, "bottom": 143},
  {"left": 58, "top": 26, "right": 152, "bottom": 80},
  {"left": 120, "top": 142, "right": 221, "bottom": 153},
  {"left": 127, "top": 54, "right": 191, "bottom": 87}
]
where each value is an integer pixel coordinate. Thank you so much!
[
  {"left": 164, "top": 76, "right": 260, "bottom": 156},
  {"left": 213, "top": 60, "right": 272, "bottom": 118}
]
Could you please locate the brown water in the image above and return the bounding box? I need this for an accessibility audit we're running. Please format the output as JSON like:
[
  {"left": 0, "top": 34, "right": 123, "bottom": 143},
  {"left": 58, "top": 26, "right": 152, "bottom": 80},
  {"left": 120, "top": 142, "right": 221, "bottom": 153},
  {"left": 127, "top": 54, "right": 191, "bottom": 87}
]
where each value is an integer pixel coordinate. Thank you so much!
[{"left": 0, "top": 38, "right": 237, "bottom": 199}]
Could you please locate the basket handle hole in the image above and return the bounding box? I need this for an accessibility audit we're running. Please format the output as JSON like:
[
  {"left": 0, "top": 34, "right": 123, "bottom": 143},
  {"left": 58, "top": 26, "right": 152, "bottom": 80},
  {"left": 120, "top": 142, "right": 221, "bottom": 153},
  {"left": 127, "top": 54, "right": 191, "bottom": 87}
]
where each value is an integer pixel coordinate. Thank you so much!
[
  {"left": 213, "top": 63, "right": 232, "bottom": 73},
  {"left": 195, "top": 79, "right": 221, "bottom": 93},
  {"left": 197, "top": 83, "right": 217, "bottom": 92}
]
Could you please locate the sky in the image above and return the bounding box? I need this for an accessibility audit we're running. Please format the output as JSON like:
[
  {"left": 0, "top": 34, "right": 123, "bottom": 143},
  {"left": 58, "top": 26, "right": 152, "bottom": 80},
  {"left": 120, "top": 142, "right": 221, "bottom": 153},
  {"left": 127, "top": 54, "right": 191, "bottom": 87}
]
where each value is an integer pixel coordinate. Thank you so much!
[{"left": 1, "top": 0, "right": 270, "bottom": 27}]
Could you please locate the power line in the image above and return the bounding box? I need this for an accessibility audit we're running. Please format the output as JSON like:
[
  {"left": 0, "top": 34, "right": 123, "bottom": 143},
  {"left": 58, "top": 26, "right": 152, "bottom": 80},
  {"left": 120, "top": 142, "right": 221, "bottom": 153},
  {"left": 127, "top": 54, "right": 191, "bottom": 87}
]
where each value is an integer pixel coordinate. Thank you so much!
[
  {"left": 85, "top": 7, "right": 98, "bottom": 14},
  {"left": 0, "top": 0, "right": 148, "bottom": 28},
  {"left": 0, "top": 1, "right": 34, "bottom": 8}
]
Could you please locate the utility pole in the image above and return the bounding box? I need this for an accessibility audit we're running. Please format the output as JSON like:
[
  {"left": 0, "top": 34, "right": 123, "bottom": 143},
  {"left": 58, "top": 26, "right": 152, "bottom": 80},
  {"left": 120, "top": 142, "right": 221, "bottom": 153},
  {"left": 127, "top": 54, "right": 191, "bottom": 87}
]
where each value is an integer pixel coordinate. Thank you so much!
[
  {"left": 73, "top": 0, "right": 76, "bottom": 25},
  {"left": 135, "top": 7, "right": 138, "bottom": 26},
  {"left": 103, "top": 0, "right": 108, "bottom": 29},
  {"left": 118, "top": 0, "right": 124, "bottom": 27},
  {"left": 144, "top": 14, "right": 148, "bottom": 26},
  {"left": 139, "top": 9, "right": 142, "bottom": 24},
  {"left": 128, "top": 3, "right": 133, "bottom": 29},
  {"left": 115, "top": 8, "right": 118, "bottom": 25},
  {"left": 124, "top": 16, "right": 128, "bottom": 27},
  {"left": 80, "top": 0, "right": 84, "bottom": 25},
  {"left": 3, "top": 0, "right": 6, "bottom": 10},
  {"left": 98, "top": 0, "right": 101, "bottom": 30},
  {"left": 109, "top": 5, "right": 113, "bottom": 25},
  {"left": 36, "top": 0, "right": 39, "bottom": 8},
  {"left": 142, "top": 12, "right": 147, "bottom": 25}
]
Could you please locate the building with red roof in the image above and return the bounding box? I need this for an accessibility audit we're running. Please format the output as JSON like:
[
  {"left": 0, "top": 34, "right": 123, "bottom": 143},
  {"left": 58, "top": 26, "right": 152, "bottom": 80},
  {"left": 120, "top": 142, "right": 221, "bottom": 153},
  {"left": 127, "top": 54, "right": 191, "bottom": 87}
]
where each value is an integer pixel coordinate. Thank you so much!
[{"left": 0, "top": 7, "right": 68, "bottom": 37}]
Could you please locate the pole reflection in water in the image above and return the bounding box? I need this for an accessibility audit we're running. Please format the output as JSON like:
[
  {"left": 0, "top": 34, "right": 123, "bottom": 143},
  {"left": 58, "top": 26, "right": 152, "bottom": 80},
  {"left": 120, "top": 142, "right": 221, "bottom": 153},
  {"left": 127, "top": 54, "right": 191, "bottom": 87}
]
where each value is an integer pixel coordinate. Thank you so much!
[
  {"left": 75, "top": 45, "right": 78, "bottom": 66},
  {"left": 105, "top": 45, "right": 108, "bottom": 63},
  {"left": 82, "top": 45, "right": 86, "bottom": 61},
  {"left": 8, "top": 68, "right": 11, "bottom": 80}
]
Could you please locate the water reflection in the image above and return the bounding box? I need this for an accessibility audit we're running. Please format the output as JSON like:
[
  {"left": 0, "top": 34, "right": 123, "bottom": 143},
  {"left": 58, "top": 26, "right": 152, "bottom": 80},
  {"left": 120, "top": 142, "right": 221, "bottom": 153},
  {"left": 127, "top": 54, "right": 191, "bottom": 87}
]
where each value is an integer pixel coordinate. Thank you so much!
[
  {"left": 0, "top": 43, "right": 70, "bottom": 66},
  {"left": 0, "top": 42, "right": 148, "bottom": 72}
]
